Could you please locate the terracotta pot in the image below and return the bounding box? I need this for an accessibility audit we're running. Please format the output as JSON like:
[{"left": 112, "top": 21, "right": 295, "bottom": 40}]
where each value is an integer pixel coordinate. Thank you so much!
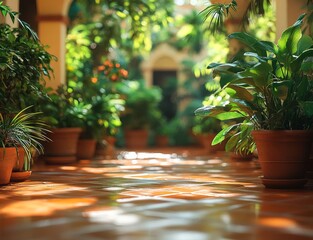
[
  {"left": 252, "top": 130, "right": 313, "bottom": 188},
  {"left": 0, "top": 148, "right": 18, "bottom": 185},
  {"left": 10, "top": 171, "right": 32, "bottom": 182},
  {"left": 199, "top": 133, "right": 226, "bottom": 153},
  {"left": 44, "top": 128, "right": 82, "bottom": 164},
  {"left": 95, "top": 137, "right": 117, "bottom": 158},
  {"left": 124, "top": 129, "right": 149, "bottom": 149},
  {"left": 155, "top": 135, "right": 168, "bottom": 147},
  {"left": 12, "top": 147, "right": 25, "bottom": 172},
  {"left": 105, "top": 136, "right": 116, "bottom": 146},
  {"left": 77, "top": 139, "right": 97, "bottom": 159}
]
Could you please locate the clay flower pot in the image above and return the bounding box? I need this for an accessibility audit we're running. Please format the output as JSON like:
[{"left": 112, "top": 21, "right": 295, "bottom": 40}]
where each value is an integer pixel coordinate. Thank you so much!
[
  {"left": 0, "top": 148, "right": 18, "bottom": 185},
  {"left": 124, "top": 129, "right": 149, "bottom": 149},
  {"left": 12, "top": 147, "right": 25, "bottom": 172},
  {"left": 10, "top": 171, "right": 32, "bottom": 182},
  {"left": 44, "top": 128, "right": 82, "bottom": 164},
  {"left": 77, "top": 139, "right": 97, "bottom": 159},
  {"left": 252, "top": 130, "right": 313, "bottom": 188},
  {"left": 155, "top": 135, "right": 168, "bottom": 148},
  {"left": 10, "top": 148, "right": 32, "bottom": 182}
]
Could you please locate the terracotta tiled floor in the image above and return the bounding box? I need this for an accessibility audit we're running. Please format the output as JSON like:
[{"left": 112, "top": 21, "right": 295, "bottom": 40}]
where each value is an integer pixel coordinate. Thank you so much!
[{"left": 1, "top": 147, "right": 313, "bottom": 240}]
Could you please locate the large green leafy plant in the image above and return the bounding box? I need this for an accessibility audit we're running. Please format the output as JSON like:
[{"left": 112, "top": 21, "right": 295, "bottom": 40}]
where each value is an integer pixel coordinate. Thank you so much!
[
  {"left": 195, "top": 14, "right": 313, "bottom": 154},
  {"left": 0, "top": 3, "right": 54, "bottom": 114}
]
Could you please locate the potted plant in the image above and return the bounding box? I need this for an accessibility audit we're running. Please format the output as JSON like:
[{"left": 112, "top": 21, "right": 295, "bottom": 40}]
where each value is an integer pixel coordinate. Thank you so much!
[
  {"left": 192, "top": 116, "right": 226, "bottom": 153},
  {"left": 39, "top": 85, "right": 88, "bottom": 164},
  {"left": 0, "top": 3, "right": 54, "bottom": 176},
  {"left": 77, "top": 91, "right": 125, "bottom": 159},
  {"left": 121, "top": 80, "right": 162, "bottom": 149},
  {"left": 0, "top": 3, "right": 54, "bottom": 115},
  {"left": 152, "top": 112, "right": 170, "bottom": 148},
  {"left": 192, "top": 90, "right": 231, "bottom": 153},
  {"left": 0, "top": 107, "right": 50, "bottom": 185},
  {"left": 70, "top": 59, "right": 126, "bottom": 158},
  {"left": 195, "top": 14, "right": 313, "bottom": 188}
]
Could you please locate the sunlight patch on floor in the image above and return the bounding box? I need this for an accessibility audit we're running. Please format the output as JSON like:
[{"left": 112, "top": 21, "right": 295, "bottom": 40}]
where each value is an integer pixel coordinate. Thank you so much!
[{"left": 0, "top": 198, "right": 97, "bottom": 217}]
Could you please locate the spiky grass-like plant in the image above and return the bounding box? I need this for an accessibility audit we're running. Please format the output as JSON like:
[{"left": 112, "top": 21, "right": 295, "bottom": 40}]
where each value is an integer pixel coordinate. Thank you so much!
[{"left": 0, "top": 106, "right": 50, "bottom": 170}]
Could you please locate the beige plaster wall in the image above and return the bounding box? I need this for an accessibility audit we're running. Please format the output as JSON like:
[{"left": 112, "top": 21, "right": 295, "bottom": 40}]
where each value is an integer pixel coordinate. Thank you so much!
[
  {"left": 36, "top": 0, "right": 72, "bottom": 89},
  {"left": 2, "top": 0, "right": 19, "bottom": 27},
  {"left": 275, "top": 0, "right": 308, "bottom": 40}
]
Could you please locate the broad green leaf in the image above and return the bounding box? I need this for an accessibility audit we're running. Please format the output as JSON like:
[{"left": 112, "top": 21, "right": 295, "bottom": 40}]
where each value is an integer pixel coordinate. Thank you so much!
[
  {"left": 212, "top": 124, "right": 238, "bottom": 145},
  {"left": 275, "top": 65, "right": 291, "bottom": 79},
  {"left": 208, "top": 62, "right": 243, "bottom": 73},
  {"left": 228, "top": 84, "right": 254, "bottom": 102},
  {"left": 228, "top": 32, "right": 267, "bottom": 56},
  {"left": 225, "top": 132, "right": 241, "bottom": 152},
  {"left": 230, "top": 99, "right": 255, "bottom": 116},
  {"left": 297, "top": 35, "right": 313, "bottom": 55},
  {"left": 277, "top": 16, "right": 303, "bottom": 56},
  {"left": 239, "top": 62, "right": 272, "bottom": 88},
  {"left": 194, "top": 105, "right": 230, "bottom": 117},
  {"left": 232, "top": 76, "right": 255, "bottom": 86},
  {"left": 260, "top": 40, "right": 276, "bottom": 53},
  {"left": 219, "top": 72, "right": 237, "bottom": 88},
  {"left": 291, "top": 49, "right": 313, "bottom": 72},
  {"left": 212, "top": 131, "right": 226, "bottom": 145},
  {"left": 272, "top": 81, "right": 291, "bottom": 100},
  {"left": 214, "top": 111, "right": 245, "bottom": 121},
  {"left": 244, "top": 52, "right": 267, "bottom": 62}
]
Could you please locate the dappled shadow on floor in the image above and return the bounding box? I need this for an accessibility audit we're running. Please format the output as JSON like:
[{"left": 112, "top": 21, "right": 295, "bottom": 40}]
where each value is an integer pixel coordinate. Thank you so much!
[{"left": 1, "top": 146, "right": 313, "bottom": 240}]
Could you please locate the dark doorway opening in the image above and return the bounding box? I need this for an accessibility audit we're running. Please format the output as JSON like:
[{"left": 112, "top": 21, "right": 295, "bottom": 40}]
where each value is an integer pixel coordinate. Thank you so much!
[
  {"left": 19, "top": 0, "right": 38, "bottom": 33},
  {"left": 153, "top": 70, "right": 177, "bottom": 120}
]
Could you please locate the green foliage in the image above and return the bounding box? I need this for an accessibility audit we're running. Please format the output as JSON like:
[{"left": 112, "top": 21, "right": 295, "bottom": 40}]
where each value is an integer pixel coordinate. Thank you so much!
[
  {"left": 166, "top": 117, "right": 192, "bottom": 146},
  {"left": 174, "top": 10, "right": 205, "bottom": 53},
  {"left": 69, "top": 79, "right": 125, "bottom": 139},
  {"left": 195, "top": 14, "right": 313, "bottom": 154},
  {"left": 0, "top": 1, "right": 39, "bottom": 40},
  {"left": 247, "top": 3, "right": 275, "bottom": 41},
  {"left": 0, "top": 16, "right": 54, "bottom": 114},
  {"left": 39, "top": 85, "right": 89, "bottom": 128},
  {"left": 0, "top": 106, "right": 50, "bottom": 170},
  {"left": 201, "top": 0, "right": 272, "bottom": 33},
  {"left": 66, "top": 24, "right": 93, "bottom": 81},
  {"left": 67, "top": 53, "right": 127, "bottom": 139},
  {"left": 200, "top": 0, "right": 238, "bottom": 33},
  {"left": 67, "top": 0, "right": 174, "bottom": 69},
  {"left": 193, "top": 89, "right": 230, "bottom": 136},
  {"left": 192, "top": 116, "right": 223, "bottom": 135},
  {"left": 121, "top": 80, "right": 162, "bottom": 130}
]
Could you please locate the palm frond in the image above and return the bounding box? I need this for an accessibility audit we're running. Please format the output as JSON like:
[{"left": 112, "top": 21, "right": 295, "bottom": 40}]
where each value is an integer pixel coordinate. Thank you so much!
[
  {"left": 200, "top": 0, "right": 237, "bottom": 33},
  {"left": 200, "top": 0, "right": 272, "bottom": 33}
]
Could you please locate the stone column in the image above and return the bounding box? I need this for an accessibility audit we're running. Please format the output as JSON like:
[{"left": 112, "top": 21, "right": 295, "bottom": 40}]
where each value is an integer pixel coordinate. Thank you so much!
[
  {"left": 36, "top": 0, "right": 72, "bottom": 89},
  {"left": 2, "top": 0, "right": 19, "bottom": 26},
  {"left": 225, "top": 18, "right": 244, "bottom": 60},
  {"left": 275, "top": 0, "right": 308, "bottom": 40}
]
